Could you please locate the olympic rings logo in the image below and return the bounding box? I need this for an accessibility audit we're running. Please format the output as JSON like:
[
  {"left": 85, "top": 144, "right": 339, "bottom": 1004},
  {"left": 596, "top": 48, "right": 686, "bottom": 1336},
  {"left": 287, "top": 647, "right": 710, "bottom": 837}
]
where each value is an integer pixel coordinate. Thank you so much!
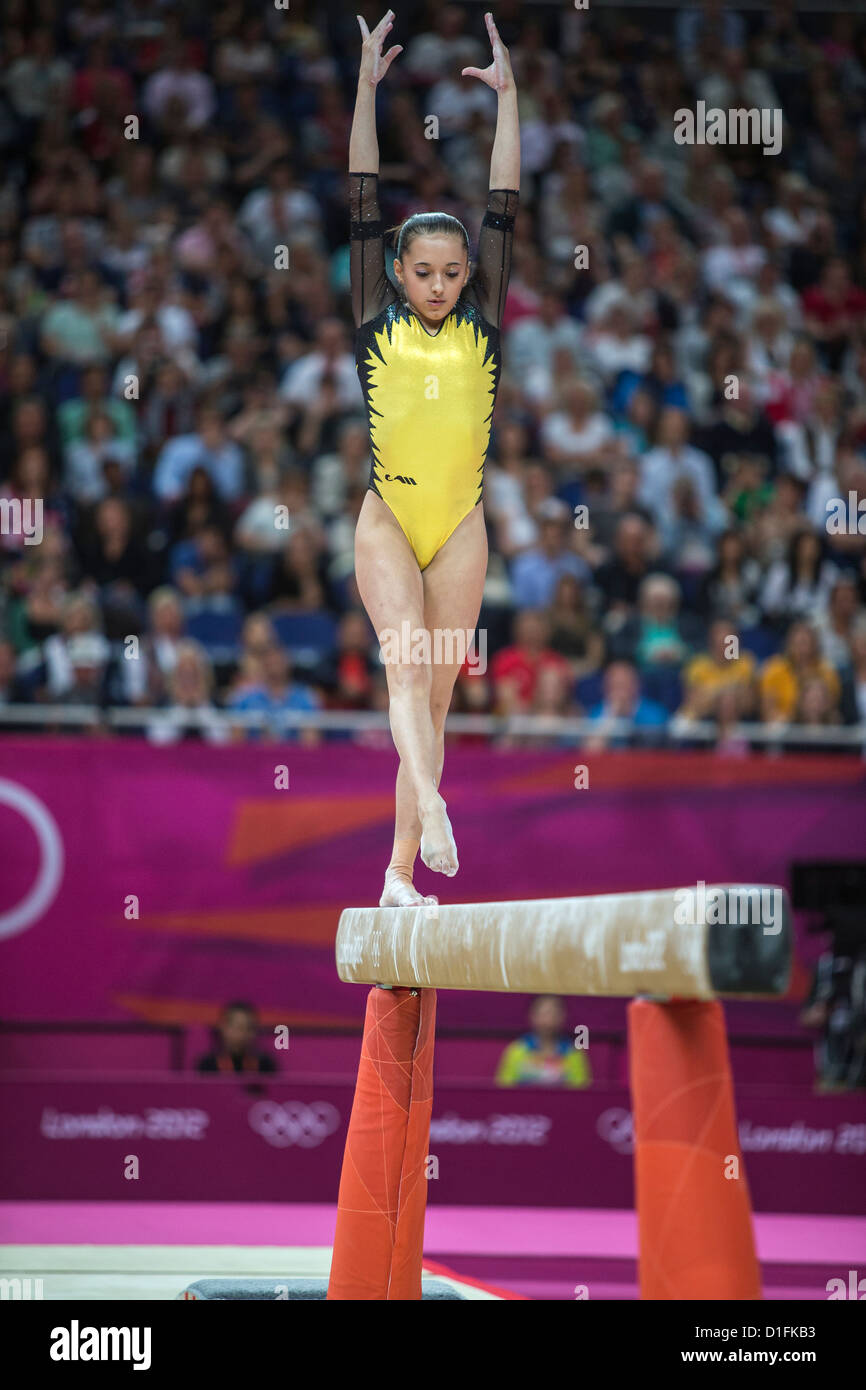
[
  {"left": 0, "top": 779, "right": 64, "bottom": 940},
  {"left": 596, "top": 1107, "right": 634, "bottom": 1154},
  {"left": 247, "top": 1100, "right": 341, "bottom": 1149}
]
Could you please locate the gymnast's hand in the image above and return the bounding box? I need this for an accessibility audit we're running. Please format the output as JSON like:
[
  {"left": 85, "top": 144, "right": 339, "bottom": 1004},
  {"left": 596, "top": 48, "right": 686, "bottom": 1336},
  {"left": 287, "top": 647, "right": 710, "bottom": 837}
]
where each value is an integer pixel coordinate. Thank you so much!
[
  {"left": 462, "top": 12, "right": 514, "bottom": 93},
  {"left": 357, "top": 10, "right": 403, "bottom": 86}
]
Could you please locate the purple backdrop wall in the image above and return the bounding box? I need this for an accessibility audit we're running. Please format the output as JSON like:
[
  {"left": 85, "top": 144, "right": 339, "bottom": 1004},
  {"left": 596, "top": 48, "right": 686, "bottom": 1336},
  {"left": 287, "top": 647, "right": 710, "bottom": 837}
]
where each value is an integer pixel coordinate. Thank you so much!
[
  {"left": 1, "top": 739, "right": 864, "bottom": 1034},
  {"left": 1, "top": 1077, "right": 863, "bottom": 1213}
]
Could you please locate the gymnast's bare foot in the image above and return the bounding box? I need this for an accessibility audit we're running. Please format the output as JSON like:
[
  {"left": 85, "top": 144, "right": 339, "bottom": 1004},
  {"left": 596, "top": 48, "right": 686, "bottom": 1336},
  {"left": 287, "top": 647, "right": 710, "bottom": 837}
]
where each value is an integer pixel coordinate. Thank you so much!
[
  {"left": 379, "top": 868, "right": 438, "bottom": 909},
  {"left": 419, "top": 792, "right": 458, "bottom": 876}
]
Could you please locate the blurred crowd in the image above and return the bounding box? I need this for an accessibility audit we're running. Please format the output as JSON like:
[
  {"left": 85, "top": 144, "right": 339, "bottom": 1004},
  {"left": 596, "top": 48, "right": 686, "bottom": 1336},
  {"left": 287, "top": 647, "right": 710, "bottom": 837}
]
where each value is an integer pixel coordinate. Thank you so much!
[{"left": 1, "top": 0, "right": 865, "bottom": 748}]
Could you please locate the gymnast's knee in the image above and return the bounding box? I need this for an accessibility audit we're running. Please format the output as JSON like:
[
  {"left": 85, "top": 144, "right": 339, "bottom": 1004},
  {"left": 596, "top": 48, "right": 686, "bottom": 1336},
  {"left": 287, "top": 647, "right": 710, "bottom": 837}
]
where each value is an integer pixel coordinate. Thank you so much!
[
  {"left": 429, "top": 693, "right": 452, "bottom": 734},
  {"left": 430, "top": 706, "right": 450, "bottom": 739},
  {"left": 386, "top": 659, "right": 433, "bottom": 702}
]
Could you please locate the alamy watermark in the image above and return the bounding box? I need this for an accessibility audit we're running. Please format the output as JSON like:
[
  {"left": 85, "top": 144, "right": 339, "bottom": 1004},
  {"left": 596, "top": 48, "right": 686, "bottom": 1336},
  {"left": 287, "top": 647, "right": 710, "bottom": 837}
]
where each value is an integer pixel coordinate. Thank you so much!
[
  {"left": 0, "top": 1276, "right": 43, "bottom": 1299},
  {"left": 674, "top": 102, "right": 782, "bottom": 156},
  {"left": 378, "top": 622, "right": 487, "bottom": 673},
  {"left": 825, "top": 492, "right": 865, "bottom": 535},
  {"left": 0, "top": 497, "right": 43, "bottom": 545},
  {"left": 674, "top": 881, "right": 784, "bottom": 936},
  {"left": 50, "top": 1321, "right": 151, "bottom": 1369}
]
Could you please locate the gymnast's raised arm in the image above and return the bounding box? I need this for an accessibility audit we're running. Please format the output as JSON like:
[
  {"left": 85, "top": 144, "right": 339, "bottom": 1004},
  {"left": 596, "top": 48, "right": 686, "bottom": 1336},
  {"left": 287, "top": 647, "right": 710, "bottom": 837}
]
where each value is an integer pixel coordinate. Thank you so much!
[
  {"left": 348, "top": 10, "right": 403, "bottom": 329},
  {"left": 462, "top": 12, "right": 520, "bottom": 328}
]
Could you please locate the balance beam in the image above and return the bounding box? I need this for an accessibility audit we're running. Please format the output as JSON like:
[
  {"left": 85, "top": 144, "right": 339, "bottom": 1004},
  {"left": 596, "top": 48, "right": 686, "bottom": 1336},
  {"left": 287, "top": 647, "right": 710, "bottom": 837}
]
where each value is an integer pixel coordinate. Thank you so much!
[{"left": 336, "top": 884, "right": 791, "bottom": 998}]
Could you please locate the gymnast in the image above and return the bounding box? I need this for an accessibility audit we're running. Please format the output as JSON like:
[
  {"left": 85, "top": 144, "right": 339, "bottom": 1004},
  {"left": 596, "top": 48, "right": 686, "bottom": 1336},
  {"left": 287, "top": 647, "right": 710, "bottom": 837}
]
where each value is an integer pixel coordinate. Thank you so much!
[{"left": 349, "top": 9, "right": 520, "bottom": 908}]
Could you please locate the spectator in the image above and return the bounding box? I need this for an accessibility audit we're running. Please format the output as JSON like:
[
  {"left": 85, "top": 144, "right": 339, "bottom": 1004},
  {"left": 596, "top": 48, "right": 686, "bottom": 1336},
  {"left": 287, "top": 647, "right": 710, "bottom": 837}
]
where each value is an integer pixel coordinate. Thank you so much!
[
  {"left": 402, "top": 4, "right": 486, "bottom": 86},
  {"left": 495, "top": 996, "right": 591, "bottom": 1088},
  {"left": 638, "top": 407, "right": 728, "bottom": 535},
  {"left": 610, "top": 572, "right": 698, "bottom": 670},
  {"left": 753, "top": 472, "right": 809, "bottom": 564},
  {"left": 506, "top": 288, "right": 586, "bottom": 385},
  {"left": 547, "top": 572, "right": 604, "bottom": 679},
  {"left": 147, "top": 638, "right": 230, "bottom": 744},
  {"left": 0, "top": 638, "right": 28, "bottom": 717},
  {"left": 238, "top": 158, "right": 323, "bottom": 263},
  {"left": 763, "top": 173, "right": 818, "bottom": 252},
  {"left": 489, "top": 608, "right": 573, "bottom": 716},
  {"left": 584, "top": 296, "right": 652, "bottom": 386},
  {"left": 139, "top": 360, "right": 198, "bottom": 459},
  {"left": 114, "top": 272, "right": 198, "bottom": 362},
  {"left": 225, "top": 641, "right": 321, "bottom": 744},
  {"left": 611, "top": 338, "right": 689, "bottom": 417},
  {"left": 820, "top": 576, "right": 861, "bottom": 670},
  {"left": 678, "top": 619, "right": 757, "bottom": 721},
  {"left": 746, "top": 298, "right": 795, "bottom": 396},
  {"left": 793, "top": 673, "right": 844, "bottom": 733},
  {"left": 760, "top": 527, "right": 839, "bottom": 626},
  {"left": 540, "top": 380, "right": 617, "bottom": 475},
  {"left": 57, "top": 365, "right": 137, "bottom": 448},
  {"left": 611, "top": 387, "right": 656, "bottom": 462},
  {"left": 695, "top": 528, "right": 763, "bottom": 627},
  {"left": 776, "top": 377, "right": 845, "bottom": 481},
  {"left": 4, "top": 27, "right": 72, "bottom": 125},
  {"left": 481, "top": 420, "right": 540, "bottom": 557},
  {"left": 802, "top": 256, "right": 866, "bottom": 372},
  {"left": 64, "top": 408, "right": 136, "bottom": 503},
  {"left": 759, "top": 620, "right": 842, "bottom": 724},
  {"left": 153, "top": 406, "right": 246, "bottom": 503},
  {"left": 584, "top": 461, "right": 654, "bottom": 554},
  {"left": 169, "top": 523, "right": 237, "bottom": 601},
  {"left": 530, "top": 660, "right": 580, "bottom": 720},
  {"left": 693, "top": 380, "right": 778, "bottom": 481},
  {"left": 658, "top": 474, "right": 723, "bottom": 575},
  {"left": 840, "top": 620, "right": 866, "bottom": 724},
  {"left": 509, "top": 497, "right": 591, "bottom": 608},
  {"left": 143, "top": 41, "right": 216, "bottom": 134},
  {"left": 702, "top": 208, "right": 766, "bottom": 301},
  {"left": 40, "top": 270, "right": 120, "bottom": 367},
  {"left": 426, "top": 52, "right": 497, "bottom": 138},
  {"left": 196, "top": 1001, "right": 278, "bottom": 1075},
  {"left": 593, "top": 513, "right": 659, "bottom": 616},
  {"left": 119, "top": 587, "right": 186, "bottom": 706},
  {"left": 696, "top": 44, "right": 779, "bottom": 115},
  {"left": 266, "top": 527, "right": 331, "bottom": 611},
  {"left": 585, "top": 658, "right": 667, "bottom": 747},
  {"left": 278, "top": 317, "right": 362, "bottom": 420},
  {"left": 313, "top": 610, "right": 378, "bottom": 711},
  {"left": 76, "top": 496, "right": 156, "bottom": 599},
  {"left": 310, "top": 418, "right": 370, "bottom": 520},
  {"left": 606, "top": 160, "right": 693, "bottom": 251}
]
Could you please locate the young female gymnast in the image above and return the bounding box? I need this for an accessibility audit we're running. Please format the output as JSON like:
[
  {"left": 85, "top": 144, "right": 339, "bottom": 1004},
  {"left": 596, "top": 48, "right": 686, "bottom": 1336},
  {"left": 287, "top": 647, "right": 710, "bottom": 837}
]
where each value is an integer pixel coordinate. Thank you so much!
[{"left": 350, "top": 9, "right": 519, "bottom": 907}]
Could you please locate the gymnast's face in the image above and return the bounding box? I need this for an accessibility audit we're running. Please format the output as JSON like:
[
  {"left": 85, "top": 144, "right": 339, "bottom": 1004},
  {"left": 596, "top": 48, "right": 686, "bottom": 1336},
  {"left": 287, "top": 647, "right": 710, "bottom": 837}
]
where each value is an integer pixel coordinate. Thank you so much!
[{"left": 395, "top": 234, "right": 470, "bottom": 330}]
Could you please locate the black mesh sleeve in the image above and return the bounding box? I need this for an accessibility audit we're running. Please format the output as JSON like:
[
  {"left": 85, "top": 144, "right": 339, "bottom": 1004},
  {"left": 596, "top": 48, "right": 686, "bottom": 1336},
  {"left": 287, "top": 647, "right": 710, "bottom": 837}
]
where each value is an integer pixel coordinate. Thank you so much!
[
  {"left": 349, "top": 171, "right": 398, "bottom": 329},
  {"left": 465, "top": 188, "right": 519, "bottom": 329}
]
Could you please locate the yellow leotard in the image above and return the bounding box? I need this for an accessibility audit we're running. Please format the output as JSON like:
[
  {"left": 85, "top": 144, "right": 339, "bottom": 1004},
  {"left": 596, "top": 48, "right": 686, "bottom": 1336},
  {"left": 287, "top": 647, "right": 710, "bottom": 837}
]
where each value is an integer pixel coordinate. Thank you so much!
[{"left": 350, "top": 173, "right": 518, "bottom": 570}]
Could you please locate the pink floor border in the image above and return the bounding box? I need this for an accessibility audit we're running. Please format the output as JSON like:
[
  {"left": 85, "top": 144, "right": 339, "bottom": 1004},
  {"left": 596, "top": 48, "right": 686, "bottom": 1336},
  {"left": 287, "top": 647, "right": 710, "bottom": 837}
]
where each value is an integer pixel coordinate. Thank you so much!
[{"left": 2, "top": 1202, "right": 864, "bottom": 1263}]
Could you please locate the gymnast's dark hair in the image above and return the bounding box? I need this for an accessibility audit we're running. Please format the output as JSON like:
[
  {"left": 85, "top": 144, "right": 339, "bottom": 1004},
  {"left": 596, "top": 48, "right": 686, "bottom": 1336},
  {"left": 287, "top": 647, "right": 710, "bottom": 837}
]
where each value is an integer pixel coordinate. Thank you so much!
[{"left": 385, "top": 212, "right": 471, "bottom": 265}]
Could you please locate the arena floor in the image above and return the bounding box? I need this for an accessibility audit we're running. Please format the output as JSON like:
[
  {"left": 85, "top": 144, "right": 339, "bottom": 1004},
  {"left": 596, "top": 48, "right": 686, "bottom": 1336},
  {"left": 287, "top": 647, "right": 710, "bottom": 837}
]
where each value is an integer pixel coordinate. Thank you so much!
[{"left": 3, "top": 1202, "right": 863, "bottom": 1301}]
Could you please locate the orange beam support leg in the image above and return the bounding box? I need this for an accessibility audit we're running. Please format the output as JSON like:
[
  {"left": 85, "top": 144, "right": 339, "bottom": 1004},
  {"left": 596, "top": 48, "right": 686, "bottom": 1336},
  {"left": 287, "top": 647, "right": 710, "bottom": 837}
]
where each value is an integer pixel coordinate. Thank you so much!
[
  {"left": 629, "top": 998, "right": 762, "bottom": 1300},
  {"left": 327, "top": 985, "right": 436, "bottom": 1300}
]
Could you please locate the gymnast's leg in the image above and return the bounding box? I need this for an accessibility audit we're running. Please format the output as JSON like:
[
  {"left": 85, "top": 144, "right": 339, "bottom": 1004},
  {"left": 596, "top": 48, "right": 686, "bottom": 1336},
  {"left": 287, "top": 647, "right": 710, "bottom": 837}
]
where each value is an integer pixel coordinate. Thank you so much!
[
  {"left": 423, "top": 496, "right": 487, "bottom": 770},
  {"left": 354, "top": 489, "right": 458, "bottom": 883},
  {"left": 378, "top": 500, "right": 487, "bottom": 903}
]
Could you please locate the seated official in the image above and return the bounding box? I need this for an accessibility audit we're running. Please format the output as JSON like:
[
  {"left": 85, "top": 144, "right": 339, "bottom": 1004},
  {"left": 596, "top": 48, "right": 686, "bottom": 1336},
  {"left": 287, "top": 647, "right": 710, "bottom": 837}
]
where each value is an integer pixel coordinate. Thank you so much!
[
  {"left": 197, "top": 1001, "right": 278, "bottom": 1075},
  {"left": 495, "top": 996, "right": 592, "bottom": 1088}
]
